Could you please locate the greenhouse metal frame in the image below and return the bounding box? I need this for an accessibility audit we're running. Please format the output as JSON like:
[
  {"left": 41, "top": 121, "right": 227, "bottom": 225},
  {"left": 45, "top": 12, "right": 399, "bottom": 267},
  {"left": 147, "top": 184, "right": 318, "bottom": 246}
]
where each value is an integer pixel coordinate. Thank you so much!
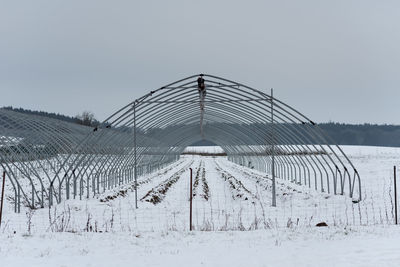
[{"left": 0, "top": 74, "right": 362, "bottom": 212}]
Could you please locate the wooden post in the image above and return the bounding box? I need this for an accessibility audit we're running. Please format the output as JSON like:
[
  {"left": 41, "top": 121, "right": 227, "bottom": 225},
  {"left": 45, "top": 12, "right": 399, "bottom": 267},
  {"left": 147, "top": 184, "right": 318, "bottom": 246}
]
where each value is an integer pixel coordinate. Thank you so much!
[
  {"left": 189, "top": 168, "right": 193, "bottom": 231},
  {"left": 395, "top": 166, "right": 398, "bottom": 225},
  {"left": 0, "top": 171, "right": 6, "bottom": 226}
]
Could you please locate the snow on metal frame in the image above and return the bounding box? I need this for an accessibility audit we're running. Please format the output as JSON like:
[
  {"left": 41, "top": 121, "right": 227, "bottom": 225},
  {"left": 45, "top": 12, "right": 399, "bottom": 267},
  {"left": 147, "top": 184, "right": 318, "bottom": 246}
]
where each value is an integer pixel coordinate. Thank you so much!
[{"left": 0, "top": 74, "right": 361, "bottom": 211}]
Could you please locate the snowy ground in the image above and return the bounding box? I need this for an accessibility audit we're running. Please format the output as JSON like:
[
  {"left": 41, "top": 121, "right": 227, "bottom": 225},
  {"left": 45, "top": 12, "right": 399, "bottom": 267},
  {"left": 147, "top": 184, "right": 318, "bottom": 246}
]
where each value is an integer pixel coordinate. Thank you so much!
[
  {"left": 2, "top": 226, "right": 400, "bottom": 267},
  {"left": 1, "top": 145, "right": 400, "bottom": 266}
]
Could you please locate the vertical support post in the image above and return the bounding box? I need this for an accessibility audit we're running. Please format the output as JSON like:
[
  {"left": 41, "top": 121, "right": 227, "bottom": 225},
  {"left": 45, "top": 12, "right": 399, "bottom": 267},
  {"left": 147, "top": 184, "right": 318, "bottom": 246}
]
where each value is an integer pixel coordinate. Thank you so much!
[
  {"left": 97, "top": 174, "right": 100, "bottom": 194},
  {"left": 58, "top": 184, "right": 62, "bottom": 204},
  {"left": 87, "top": 176, "right": 89, "bottom": 198},
  {"left": 0, "top": 171, "right": 6, "bottom": 226},
  {"left": 66, "top": 173, "right": 70, "bottom": 200},
  {"left": 395, "top": 166, "right": 398, "bottom": 225},
  {"left": 17, "top": 183, "right": 21, "bottom": 213},
  {"left": 41, "top": 184, "right": 44, "bottom": 208},
  {"left": 134, "top": 101, "right": 138, "bottom": 209},
  {"left": 31, "top": 182, "right": 35, "bottom": 208},
  {"left": 79, "top": 179, "right": 83, "bottom": 200},
  {"left": 73, "top": 170, "right": 77, "bottom": 199},
  {"left": 271, "top": 88, "right": 276, "bottom": 207},
  {"left": 14, "top": 189, "right": 17, "bottom": 213},
  {"left": 49, "top": 182, "right": 53, "bottom": 207},
  {"left": 189, "top": 168, "right": 193, "bottom": 231}
]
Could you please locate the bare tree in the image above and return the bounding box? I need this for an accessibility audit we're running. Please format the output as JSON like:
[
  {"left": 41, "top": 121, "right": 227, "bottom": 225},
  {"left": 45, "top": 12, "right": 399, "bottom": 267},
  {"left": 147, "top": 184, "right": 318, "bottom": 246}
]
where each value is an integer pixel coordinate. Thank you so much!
[{"left": 76, "top": 111, "right": 99, "bottom": 127}]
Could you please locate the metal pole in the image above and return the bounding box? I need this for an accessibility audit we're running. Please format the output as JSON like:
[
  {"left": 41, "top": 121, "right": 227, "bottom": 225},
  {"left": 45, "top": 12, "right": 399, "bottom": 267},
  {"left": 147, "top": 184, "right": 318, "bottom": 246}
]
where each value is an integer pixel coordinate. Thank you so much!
[
  {"left": 271, "top": 88, "right": 276, "bottom": 207},
  {"left": 73, "top": 170, "right": 76, "bottom": 199},
  {"left": 134, "top": 102, "right": 138, "bottom": 209},
  {"left": 79, "top": 179, "right": 82, "bottom": 200},
  {"left": 41, "top": 184, "right": 44, "bottom": 208},
  {"left": 66, "top": 173, "right": 69, "bottom": 200},
  {"left": 49, "top": 182, "right": 53, "bottom": 207},
  {"left": 189, "top": 168, "right": 193, "bottom": 231},
  {"left": 395, "top": 166, "right": 398, "bottom": 225},
  {"left": 0, "top": 171, "right": 6, "bottom": 226},
  {"left": 17, "top": 183, "right": 20, "bottom": 213},
  {"left": 87, "top": 176, "right": 89, "bottom": 198}
]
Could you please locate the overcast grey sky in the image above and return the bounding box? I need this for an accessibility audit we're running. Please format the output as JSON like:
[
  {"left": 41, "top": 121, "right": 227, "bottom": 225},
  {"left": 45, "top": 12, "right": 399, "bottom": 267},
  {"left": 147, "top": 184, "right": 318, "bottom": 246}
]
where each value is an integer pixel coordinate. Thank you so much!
[{"left": 0, "top": 0, "right": 399, "bottom": 124}]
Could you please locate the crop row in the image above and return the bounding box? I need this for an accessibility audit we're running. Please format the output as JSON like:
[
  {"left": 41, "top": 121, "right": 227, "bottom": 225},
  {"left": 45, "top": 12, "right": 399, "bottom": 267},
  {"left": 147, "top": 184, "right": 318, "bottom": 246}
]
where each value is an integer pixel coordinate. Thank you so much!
[
  {"left": 99, "top": 159, "right": 186, "bottom": 202},
  {"left": 215, "top": 162, "right": 256, "bottom": 203},
  {"left": 140, "top": 160, "right": 194, "bottom": 204}
]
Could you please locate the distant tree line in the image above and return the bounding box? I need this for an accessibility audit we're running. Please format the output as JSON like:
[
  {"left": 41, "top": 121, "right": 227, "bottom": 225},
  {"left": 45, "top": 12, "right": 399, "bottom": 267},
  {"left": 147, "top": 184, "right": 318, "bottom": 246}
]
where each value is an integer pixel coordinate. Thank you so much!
[
  {"left": 3, "top": 106, "right": 400, "bottom": 147},
  {"left": 193, "top": 122, "right": 400, "bottom": 147},
  {"left": 2, "top": 106, "right": 100, "bottom": 127},
  {"left": 318, "top": 122, "right": 400, "bottom": 147}
]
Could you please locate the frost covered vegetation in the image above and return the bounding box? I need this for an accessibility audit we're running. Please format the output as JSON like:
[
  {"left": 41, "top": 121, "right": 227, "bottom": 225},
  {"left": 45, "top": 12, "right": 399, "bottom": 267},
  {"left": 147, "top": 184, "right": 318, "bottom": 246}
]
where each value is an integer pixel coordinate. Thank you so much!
[
  {"left": 0, "top": 145, "right": 399, "bottom": 234},
  {"left": 1, "top": 145, "right": 400, "bottom": 266}
]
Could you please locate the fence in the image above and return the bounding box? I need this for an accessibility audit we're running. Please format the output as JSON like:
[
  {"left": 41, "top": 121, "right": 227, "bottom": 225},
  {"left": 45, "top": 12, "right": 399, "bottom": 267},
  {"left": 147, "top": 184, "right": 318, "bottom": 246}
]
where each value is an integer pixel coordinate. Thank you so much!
[{"left": 0, "top": 153, "right": 398, "bottom": 234}]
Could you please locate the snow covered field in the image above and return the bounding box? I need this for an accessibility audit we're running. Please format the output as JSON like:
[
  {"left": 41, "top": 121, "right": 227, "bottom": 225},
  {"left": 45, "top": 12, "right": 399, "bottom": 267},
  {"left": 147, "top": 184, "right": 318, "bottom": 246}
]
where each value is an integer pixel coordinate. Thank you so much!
[
  {"left": 1, "top": 145, "right": 400, "bottom": 266},
  {"left": 2, "top": 226, "right": 400, "bottom": 267}
]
